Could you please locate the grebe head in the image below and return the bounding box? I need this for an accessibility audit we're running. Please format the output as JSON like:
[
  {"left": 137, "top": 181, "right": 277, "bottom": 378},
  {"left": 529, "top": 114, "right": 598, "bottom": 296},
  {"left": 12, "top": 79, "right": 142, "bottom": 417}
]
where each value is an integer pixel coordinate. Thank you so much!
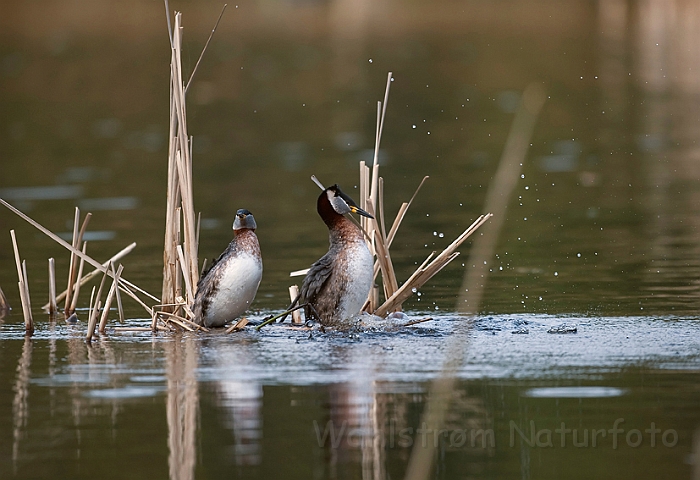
[
  {"left": 324, "top": 184, "right": 374, "bottom": 219},
  {"left": 233, "top": 209, "right": 257, "bottom": 231}
]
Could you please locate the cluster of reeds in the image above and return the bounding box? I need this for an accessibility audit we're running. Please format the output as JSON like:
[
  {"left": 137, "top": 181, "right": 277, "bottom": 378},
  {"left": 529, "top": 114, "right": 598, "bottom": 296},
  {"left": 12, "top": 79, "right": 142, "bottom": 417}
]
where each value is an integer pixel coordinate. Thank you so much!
[
  {"left": 0, "top": 198, "right": 155, "bottom": 339},
  {"left": 152, "top": 5, "right": 227, "bottom": 333},
  {"left": 294, "top": 73, "right": 492, "bottom": 320},
  {"left": 0, "top": 6, "right": 230, "bottom": 338}
]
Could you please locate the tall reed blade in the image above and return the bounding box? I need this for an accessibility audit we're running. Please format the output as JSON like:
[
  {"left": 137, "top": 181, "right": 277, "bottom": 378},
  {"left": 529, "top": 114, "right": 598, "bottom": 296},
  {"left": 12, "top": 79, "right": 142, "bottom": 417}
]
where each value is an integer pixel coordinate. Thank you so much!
[{"left": 10, "top": 230, "right": 33, "bottom": 335}]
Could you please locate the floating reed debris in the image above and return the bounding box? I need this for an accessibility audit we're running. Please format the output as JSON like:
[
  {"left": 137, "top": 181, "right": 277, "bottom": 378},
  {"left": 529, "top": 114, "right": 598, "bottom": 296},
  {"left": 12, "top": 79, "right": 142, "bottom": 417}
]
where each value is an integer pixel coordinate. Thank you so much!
[
  {"left": 48, "top": 258, "right": 57, "bottom": 316},
  {"left": 10, "top": 230, "right": 33, "bottom": 335},
  {"left": 225, "top": 317, "right": 248, "bottom": 334}
]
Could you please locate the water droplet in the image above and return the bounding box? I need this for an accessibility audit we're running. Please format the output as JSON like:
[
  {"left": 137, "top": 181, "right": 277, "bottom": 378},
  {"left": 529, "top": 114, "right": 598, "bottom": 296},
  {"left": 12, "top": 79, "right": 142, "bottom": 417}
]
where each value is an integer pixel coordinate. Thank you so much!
[
  {"left": 438, "top": 233, "right": 444, "bottom": 238},
  {"left": 368, "top": 58, "right": 373, "bottom": 63},
  {"left": 554, "top": 272, "right": 559, "bottom": 276},
  {"left": 412, "top": 124, "right": 417, "bottom": 129}
]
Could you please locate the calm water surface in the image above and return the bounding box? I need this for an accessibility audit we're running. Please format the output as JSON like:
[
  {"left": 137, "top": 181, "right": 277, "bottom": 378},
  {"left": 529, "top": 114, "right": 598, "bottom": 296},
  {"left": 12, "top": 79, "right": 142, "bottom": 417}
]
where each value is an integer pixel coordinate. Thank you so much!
[{"left": 1, "top": 1, "right": 700, "bottom": 478}]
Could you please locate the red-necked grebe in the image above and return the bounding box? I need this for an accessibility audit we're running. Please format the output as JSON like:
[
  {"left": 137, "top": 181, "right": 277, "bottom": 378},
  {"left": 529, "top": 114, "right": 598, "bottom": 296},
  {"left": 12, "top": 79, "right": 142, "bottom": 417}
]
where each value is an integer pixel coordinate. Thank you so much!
[
  {"left": 193, "top": 209, "right": 262, "bottom": 328},
  {"left": 300, "top": 184, "right": 374, "bottom": 326}
]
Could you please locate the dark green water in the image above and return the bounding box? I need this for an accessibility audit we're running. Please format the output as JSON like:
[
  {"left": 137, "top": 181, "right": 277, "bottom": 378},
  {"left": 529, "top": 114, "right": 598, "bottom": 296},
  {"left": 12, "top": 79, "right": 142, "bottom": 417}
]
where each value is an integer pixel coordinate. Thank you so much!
[{"left": 1, "top": 1, "right": 700, "bottom": 478}]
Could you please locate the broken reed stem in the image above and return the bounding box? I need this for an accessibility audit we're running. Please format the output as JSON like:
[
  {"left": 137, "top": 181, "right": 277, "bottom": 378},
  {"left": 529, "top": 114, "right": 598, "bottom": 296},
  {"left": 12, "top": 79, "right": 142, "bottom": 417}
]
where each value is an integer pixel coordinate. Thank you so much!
[
  {"left": 10, "top": 230, "right": 33, "bottom": 335},
  {"left": 68, "top": 242, "right": 87, "bottom": 315},
  {"left": 48, "top": 258, "right": 57, "bottom": 315},
  {"left": 86, "top": 266, "right": 110, "bottom": 341},
  {"left": 43, "top": 242, "right": 136, "bottom": 310},
  {"left": 21, "top": 261, "right": 33, "bottom": 335},
  {"left": 387, "top": 175, "right": 429, "bottom": 246},
  {"left": 99, "top": 263, "right": 124, "bottom": 333},
  {"left": 177, "top": 244, "right": 195, "bottom": 304},
  {"left": 0, "top": 198, "right": 157, "bottom": 317},
  {"left": 65, "top": 210, "right": 92, "bottom": 314},
  {"left": 64, "top": 207, "right": 80, "bottom": 313},
  {"left": 113, "top": 263, "right": 126, "bottom": 323},
  {"left": 289, "top": 285, "right": 302, "bottom": 324},
  {"left": 225, "top": 317, "right": 248, "bottom": 334}
]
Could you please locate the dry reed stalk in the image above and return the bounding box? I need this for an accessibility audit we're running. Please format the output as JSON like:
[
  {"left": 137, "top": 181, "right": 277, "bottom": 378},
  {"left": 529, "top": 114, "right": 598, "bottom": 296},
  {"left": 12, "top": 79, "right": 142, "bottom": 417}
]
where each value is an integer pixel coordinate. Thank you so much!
[
  {"left": 10, "top": 230, "right": 33, "bottom": 334},
  {"left": 368, "top": 175, "right": 430, "bottom": 284},
  {"left": 112, "top": 263, "right": 125, "bottom": 323},
  {"left": 288, "top": 285, "right": 302, "bottom": 324},
  {"left": 0, "top": 198, "right": 156, "bottom": 316},
  {"left": 174, "top": 296, "right": 196, "bottom": 320},
  {"left": 65, "top": 210, "right": 91, "bottom": 314},
  {"left": 359, "top": 161, "right": 368, "bottom": 232},
  {"left": 0, "top": 285, "right": 9, "bottom": 314},
  {"left": 43, "top": 242, "right": 136, "bottom": 310},
  {"left": 87, "top": 286, "right": 96, "bottom": 326},
  {"left": 177, "top": 244, "right": 195, "bottom": 306},
  {"left": 373, "top": 214, "right": 493, "bottom": 318},
  {"left": 86, "top": 267, "right": 110, "bottom": 341},
  {"left": 386, "top": 176, "right": 429, "bottom": 246},
  {"left": 357, "top": 73, "right": 402, "bottom": 304},
  {"left": 224, "top": 317, "right": 248, "bottom": 333},
  {"left": 64, "top": 207, "right": 80, "bottom": 313},
  {"left": 68, "top": 242, "right": 87, "bottom": 315},
  {"left": 161, "top": 9, "right": 212, "bottom": 314},
  {"left": 48, "top": 258, "right": 57, "bottom": 315},
  {"left": 99, "top": 263, "right": 124, "bottom": 333},
  {"left": 184, "top": 3, "right": 227, "bottom": 94},
  {"left": 20, "top": 262, "right": 33, "bottom": 335}
]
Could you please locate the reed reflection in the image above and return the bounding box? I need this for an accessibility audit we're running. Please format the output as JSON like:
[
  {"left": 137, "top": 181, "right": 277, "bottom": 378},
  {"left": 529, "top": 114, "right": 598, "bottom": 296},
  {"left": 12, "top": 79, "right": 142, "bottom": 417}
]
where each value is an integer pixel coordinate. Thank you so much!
[
  {"left": 11, "top": 336, "right": 32, "bottom": 474},
  {"left": 318, "top": 380, "right": 494, "bottom": 479},
  {"left": 165, "top": 334, "right": 199, "bottom": 480}
]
